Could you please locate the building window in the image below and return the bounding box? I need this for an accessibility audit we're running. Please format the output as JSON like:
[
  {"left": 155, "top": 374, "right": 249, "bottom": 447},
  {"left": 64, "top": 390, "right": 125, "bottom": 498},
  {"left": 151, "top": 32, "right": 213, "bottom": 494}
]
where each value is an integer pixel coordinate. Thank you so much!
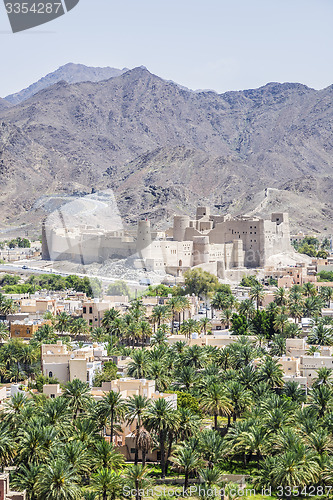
[
  {"left": 89, "top": 307, "right": 93, "bottom": 314},
  {"left": 130, "top": 448, "right": 136, "bottom": 454},
  {"left": 87, "top": 372, "right": 90, "bottom": 382},
  {"left": 49, "top": 371, "right": 53, "bottom": 378},
  {"left": 83, "top": 307, "right": 86, "bottom": 313}
]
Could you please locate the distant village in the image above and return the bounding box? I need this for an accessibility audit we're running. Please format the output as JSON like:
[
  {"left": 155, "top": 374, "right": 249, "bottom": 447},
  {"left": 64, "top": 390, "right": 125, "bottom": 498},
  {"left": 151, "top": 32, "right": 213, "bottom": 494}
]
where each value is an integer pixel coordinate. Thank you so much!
[{"left": 0, "top": 208, "right": 333, "bottom": 497}]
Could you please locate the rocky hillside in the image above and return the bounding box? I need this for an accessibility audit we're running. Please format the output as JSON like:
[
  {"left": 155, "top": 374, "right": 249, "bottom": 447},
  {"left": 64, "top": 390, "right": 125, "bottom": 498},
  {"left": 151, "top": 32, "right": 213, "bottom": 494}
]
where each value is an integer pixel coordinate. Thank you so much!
[
  {"left": 0, "top": 98, "right": 10, "bottom": 110},
  {"left": 0, "top": 67, "right": 333, "bottom": 234},
  {"left": 4, "top": 63, "right": 129, "bottom": 105}
]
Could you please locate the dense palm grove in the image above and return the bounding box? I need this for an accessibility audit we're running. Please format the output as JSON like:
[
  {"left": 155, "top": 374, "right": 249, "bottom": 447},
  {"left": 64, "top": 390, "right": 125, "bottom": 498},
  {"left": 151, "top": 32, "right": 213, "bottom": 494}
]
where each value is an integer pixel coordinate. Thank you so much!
[{"left": 1, "top": 269, "right": 333, "bottom": 499}]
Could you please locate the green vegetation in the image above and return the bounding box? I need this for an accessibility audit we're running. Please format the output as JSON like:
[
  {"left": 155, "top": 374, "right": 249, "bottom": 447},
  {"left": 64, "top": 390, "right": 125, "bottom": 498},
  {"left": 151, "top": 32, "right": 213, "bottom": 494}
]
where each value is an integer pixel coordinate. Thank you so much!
[
  {"left": 0, "top": 237, "right": 31, "bottom": 249},
  {"left": 293, "top": 236, "right": 330, "bottom": 258},
  {"left": 7, "top": 274, "right": 103, "bottom": 297},
  {"left": 1, "top": 270, "right": 333, "bottom": 498},
  {"left": 106, "top": 280, "right": 131, "bottom": 297},
  {"left": 93, "top": 361, "right": 118, "bottom": 387},
  {"left": 318, "top": 271, "right": 333, "bottom": 282}
]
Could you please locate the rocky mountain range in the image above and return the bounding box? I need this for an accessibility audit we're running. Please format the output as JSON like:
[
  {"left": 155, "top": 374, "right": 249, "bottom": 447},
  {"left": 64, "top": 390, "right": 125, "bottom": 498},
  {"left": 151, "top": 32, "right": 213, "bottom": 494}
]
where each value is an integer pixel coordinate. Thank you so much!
[
  {"left": 1, "top": 65, "right": 333, "bottom": 235},
  {"left": 4, "top": 63, "right": 129, "bottom": 105}
]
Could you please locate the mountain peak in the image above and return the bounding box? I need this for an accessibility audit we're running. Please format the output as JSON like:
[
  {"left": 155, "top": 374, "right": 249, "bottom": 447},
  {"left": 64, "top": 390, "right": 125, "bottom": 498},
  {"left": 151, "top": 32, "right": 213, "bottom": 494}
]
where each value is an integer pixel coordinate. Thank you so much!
[{"left": 4, "top": 63, "right": 129, "bottom": 105}]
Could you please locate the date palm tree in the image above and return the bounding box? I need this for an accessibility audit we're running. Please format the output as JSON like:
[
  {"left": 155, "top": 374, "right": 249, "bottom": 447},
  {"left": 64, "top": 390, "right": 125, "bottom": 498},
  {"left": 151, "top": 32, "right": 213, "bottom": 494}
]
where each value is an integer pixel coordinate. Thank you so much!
[
  {"left": 200, "top": 383, "right": 232, "bottom": 429},
  {"left": 238, "top": 299, "right": 255, "bottom": 321},
  {"left": 69, "top": 317, "right": 88, "bottom": 337},
  {"left": 35, "top": 459, "right": 82, "bottom": 500},
  {"left": 124, "top": 465, "right": 151, "bottom": 500},
  {"left": 168, "top": 296, "right": 183, "bottom": 333},
  {"left": 175, "top": 365, "right": 197, "bottom": 391},
  {"left": 0, "top": 321, "right": 9, "bottom": 341},
  {"left": 91, "top": 327, "right": 105, "bottom": 342},
  {"left": 259, "top": 357, "right": 284, "bottom": 389},
  {"left": 10, "top": 463, "right": 39, "bottom": 500},
  {"left": 270, "top": 334, "right": 286, "bottom": 357},
  {"left": 62, "top": 379, "right": 92, "bottom": 420},
  {"left": 309, "top": 385, "right": 333, "bottom": 417},
  {"left": 91, "top": 468, "right": 123, "bottom": 500},
  {"left": 225, "top": 380, "right": 252, "bottom": 424},
  {"left": 178, "top": 296, "right": 191, "bottom": 324},
  {"left": 249, "top": 283, "right": 264, "bottom": 310},
  {"left": 282, "top": 381, "right": 306, "bottom": 403},
  {"left": 198, "top": 429, "right": 224, "bottom": 469},
  {"left": 125, "top": 395, "right": 149, "bottom": 465},
  {"left": 199, "top": 317, "right": 211, "bottom": 335},
  {"left": 137, "top": 429, "right": 152, "bottom": 467},
  {"left": 303, "top": 296, "right": 323, "bottom": 318},
  {"left": 308, "top": 324, "right": 333, "bottom": 346},
  {"left": 96, "top": 391, "right": 126, "bottom": 442},
  {"left": 101, "top": 308, "right": 121, "bottom": 333},
  {"left": 90, "top": 439, "right": 125, "bottom": 471},
  {"left": 274, "top": 287, "right": 288, "bottom": 307},
  {"left": 302, "top": 282, "right": 317, "bottom": 297},
  {"left": 180, "top": 319, "right": 200, "bottom": 341},
  {"left": 143, "top": 398, "right": 176, "bottom": 478},
  {"left": 127, "top": 349, "right": 150, "bottom": 379},
  {"left": 312, "top": 366, "right": 333, "bottom": 388},
  {"left": 151, "top": 305, "right": 171, "bottom": 332},
  {"left": 170, "top": 444, "right": 203, "bottom": 493},
  {"left": 0, "top": 423, "right": 16, "bottom": 470},
  {"left": 55, "top": 312, "right": 70, "bottom": 334}
]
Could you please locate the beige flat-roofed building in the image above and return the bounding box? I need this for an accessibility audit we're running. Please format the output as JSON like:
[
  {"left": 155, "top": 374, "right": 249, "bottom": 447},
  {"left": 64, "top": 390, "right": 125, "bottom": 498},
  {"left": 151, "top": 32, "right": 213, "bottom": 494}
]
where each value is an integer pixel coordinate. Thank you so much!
[
  {"left": 300, "top": 354, "right": 333, "bottom": 386},
  {"left": 42, "top": 341, "right": 101, "bottom": 386}
]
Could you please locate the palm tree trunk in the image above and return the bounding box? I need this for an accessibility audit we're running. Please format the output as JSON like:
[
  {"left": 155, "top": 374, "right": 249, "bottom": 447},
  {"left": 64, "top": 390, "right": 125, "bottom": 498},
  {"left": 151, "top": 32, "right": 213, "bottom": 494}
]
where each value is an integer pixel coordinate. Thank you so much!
[
  {"left": 165, "top": 433, "right": 174, "bottom": 476},
  {"left": 135, "top": 424, "right": 139, "bottom": 465},
  {"left": 142, "top": 448, "right": 146, "bottom": 467},
  {"left": 110, "top": 412, "right": 114, "bottom": 443},
  {"left": 214, "top": 413, "right": 218, "bottom": 430},
  {"left": 184, "top": 471, "right": 189, "bottom": 493},
  {"left": 160, "top": 432, "right": 166, "bottom": 479},
  {"left": 171, "top": 307, "right": 174, "bottom": 334}
]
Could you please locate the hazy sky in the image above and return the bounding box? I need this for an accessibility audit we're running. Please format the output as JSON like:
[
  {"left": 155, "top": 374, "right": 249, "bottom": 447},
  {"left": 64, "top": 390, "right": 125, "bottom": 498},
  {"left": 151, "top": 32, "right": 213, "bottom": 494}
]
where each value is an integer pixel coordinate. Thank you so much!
[{"left": 1, "top": 0, "right": 333, "bottom": 97}]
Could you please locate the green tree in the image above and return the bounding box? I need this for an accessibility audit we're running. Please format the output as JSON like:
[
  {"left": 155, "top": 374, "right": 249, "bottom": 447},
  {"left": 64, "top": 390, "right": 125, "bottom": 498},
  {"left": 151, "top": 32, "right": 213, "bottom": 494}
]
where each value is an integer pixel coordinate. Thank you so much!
[
  {"left": 170, "top": 444, "right": 202, "bottom": 492},
  {"left": 35, "top": 460, "right": 81, "bottom": 500},
  {"left": 143, "top": 398, "right": 176, "bottom": 478},
  {"left": 96, "top": 390, "right": 126, "bottom": 440},
  {"left": 200, "top": 383, "right": 232, "bottom": 429},
  {"left": 106, "top": 280, "right": 130, "bottom": 297}
]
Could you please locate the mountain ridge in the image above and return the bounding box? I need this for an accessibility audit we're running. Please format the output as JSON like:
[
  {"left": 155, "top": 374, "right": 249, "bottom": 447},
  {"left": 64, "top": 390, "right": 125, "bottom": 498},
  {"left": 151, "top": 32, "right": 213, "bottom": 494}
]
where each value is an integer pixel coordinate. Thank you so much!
[
  {"left": 0, "top": 66, "right": 333, "bottom": 235},
  {"left": 4, "top": 63, "right": 129, "bottom": 105}
]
